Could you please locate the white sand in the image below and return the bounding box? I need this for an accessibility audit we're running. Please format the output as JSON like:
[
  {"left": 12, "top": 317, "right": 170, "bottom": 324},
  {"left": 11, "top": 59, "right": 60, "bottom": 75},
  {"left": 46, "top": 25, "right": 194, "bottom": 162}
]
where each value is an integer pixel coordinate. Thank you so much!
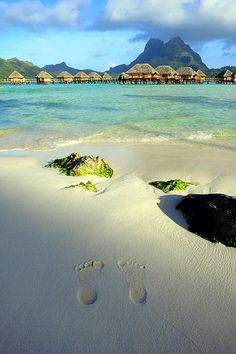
[{"left": 0, "top": 142, "right": 235, "bottom": 354}]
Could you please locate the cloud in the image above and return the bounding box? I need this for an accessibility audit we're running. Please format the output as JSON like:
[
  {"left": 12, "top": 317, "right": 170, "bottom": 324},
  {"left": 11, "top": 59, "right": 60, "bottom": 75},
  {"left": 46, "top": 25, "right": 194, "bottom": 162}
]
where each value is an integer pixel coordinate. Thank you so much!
[
  {"left": 104, "top": 61, "right": 117, "bottom": 70},
  {"left": 0, "top": 0, "right": 90, "bottom": 30},
  {"left": 91, "top": 48, "right": 109, "bottom": 57},
  {"left": 93, "top": 0, "right": 236, "bottom": 43}
]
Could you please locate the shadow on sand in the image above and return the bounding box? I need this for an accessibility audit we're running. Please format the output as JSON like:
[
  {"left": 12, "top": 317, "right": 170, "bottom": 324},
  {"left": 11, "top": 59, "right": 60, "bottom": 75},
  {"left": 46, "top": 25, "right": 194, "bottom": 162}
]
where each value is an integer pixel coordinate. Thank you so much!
[{"left": 158, "top": 194, "right": 188, "bottom": 230}]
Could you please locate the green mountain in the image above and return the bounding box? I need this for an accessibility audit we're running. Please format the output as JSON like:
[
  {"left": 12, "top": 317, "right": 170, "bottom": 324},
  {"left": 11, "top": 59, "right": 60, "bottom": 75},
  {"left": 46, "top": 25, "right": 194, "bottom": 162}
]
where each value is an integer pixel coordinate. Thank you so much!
[
  {"left": 0, "top": 57, "right": 41, "bottom": 79},
  {"left": 109, "top": 37, "right": 208, "bottom": 75},
  {"left": 0, "top": 58, "right": 101, "bottom": 79},
  {"left": 43, "top": 62, "right": 79, "bottom": 76},
  {"left": 207, "top": 66, "right": 236, "bottom": 78},
  {"left": 43, "top": 62, "right": 101, "bottom": 76},
  {"left": 0, "top": 40, "right": 234, "bottom": 80}
]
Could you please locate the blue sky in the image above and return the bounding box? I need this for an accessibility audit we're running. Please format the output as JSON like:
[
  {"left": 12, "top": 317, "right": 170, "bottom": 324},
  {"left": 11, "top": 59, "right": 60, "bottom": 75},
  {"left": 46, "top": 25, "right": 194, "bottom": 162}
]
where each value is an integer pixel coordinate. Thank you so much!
[{"left": 1, "top": 0, "right": 236, "bottom": 70}]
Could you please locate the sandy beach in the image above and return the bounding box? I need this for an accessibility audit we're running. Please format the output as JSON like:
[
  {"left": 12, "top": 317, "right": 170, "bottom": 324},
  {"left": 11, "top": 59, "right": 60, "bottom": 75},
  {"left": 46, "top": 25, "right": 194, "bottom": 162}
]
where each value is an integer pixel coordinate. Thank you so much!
[{"left": 0, "top": 142, "right": 235, "bottom": 354}]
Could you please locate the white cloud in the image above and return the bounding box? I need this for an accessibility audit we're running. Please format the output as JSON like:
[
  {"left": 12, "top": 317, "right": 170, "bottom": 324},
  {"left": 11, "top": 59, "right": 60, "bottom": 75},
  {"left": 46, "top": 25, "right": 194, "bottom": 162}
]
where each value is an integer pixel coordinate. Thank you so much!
[
  {"left": 95, "top": 0, "right": 236, "bottom": 42},
  {"left": 103, "top": 0, "right": 194, "bottom": 26},
  {"left": 104, "top": 61, "right": 117, "bottom": 71},
  {"left": 0, "top": 0, "right": 90, "bottom": 30},
  {"left": 200, "top": 0, "right": 236, "bottom": 26},
  {"left": 2, "top": 0, "right": 236, "bottom": 44}
]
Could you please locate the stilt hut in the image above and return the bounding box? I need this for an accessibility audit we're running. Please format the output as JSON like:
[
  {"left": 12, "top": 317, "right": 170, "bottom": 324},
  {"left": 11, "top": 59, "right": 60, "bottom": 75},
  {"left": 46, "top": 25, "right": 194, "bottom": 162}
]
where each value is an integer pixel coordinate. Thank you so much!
[
  {"left": 231, "top": 73, "right": 236, "bottom": 84},
  {"left": 8, "top": 71, "right": 26, "bottom": 84},
  {"left": 176, "top": 67, "right": 197, "bottom": 83},
  {"left": 118, "top": 72, "right": 130, "bottom": 83},
  {"left": 89, "top": 72, "right": 102, "bottom": 83},
  {"left": 155, "top": 65, "right": 179, "bottom": 83},
  {"left": 57, "top": 71, "right": 73, "bottom": 84},
  {"left": 36, "top": 71, "right": 53, "bottom": 85},
  {"left": 126, "top": 63, "right": 160, "bottom": 83},
  {"left": 215, "top": 69, "right": 233, "bottom": 83},
  {"left": 74, "top": 72, "right": 89, "bottom": 83},
  {"left": 195, "top": 69, "right": 206, "bottom": 83},
  {"left": 102, "top": 72, "right": 112, "bottom": 82}
]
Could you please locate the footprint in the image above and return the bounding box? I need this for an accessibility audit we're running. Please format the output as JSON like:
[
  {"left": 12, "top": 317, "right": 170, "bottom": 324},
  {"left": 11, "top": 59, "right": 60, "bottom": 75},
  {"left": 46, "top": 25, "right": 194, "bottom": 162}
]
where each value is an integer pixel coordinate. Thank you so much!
[
  {"left": 74, "top": 260, "right": 104, "bottom": 305},
  {"left": 117, "top": 260, "right": 147, "bottom": 304}
]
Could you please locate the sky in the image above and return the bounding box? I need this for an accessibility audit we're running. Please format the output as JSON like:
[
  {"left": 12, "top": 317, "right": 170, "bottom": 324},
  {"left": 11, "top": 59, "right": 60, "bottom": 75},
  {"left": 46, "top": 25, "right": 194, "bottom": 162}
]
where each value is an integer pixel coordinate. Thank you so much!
[{"left": 1, "top": 0, "right": 236, "bottom": 71}]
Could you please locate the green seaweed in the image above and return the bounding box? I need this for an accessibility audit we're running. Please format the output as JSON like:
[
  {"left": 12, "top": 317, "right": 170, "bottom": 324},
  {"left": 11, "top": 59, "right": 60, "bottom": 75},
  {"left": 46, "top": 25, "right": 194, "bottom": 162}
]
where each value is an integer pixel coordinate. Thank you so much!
[
  {"left": 149, "top": 179, "right": 194, "bottom": 193},
  {"left": 46, "top": 152, "right": 113, "bottom": 178},
  {"left": 65, "top": 181, "right": 97, "bottom": 192}
]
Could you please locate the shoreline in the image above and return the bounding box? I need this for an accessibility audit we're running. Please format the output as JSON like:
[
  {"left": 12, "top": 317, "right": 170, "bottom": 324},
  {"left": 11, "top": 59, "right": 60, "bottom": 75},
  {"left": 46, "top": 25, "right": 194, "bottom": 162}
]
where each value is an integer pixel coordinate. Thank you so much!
[
  {"left": 0, "top": 142, "right": 235, "bottom": 353},
  {"left": 1, "top": 137, "right": 236, "bottom": 154},
  {"left": 2, "top": 140, "right": 236, "bottom": 186},
  {"left": 1, "top": 134, "right": 236, "bottom": 154}
]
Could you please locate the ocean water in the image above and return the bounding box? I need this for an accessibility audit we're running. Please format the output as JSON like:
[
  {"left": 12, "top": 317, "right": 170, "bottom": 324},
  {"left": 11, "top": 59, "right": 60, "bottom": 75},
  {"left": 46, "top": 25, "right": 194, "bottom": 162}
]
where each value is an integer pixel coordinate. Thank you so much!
[{"left": 0, "top": 83, "right": 236, "bottom": 151}]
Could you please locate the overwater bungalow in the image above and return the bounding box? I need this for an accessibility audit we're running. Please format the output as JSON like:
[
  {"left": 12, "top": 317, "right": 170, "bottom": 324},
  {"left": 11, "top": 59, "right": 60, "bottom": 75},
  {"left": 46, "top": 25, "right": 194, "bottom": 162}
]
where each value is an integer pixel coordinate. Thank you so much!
[
  {"left": 8, "top": 71, "right": 26, "bottom": 84},
  {"left": 176, "top": 67, "right": 197, "bottom": 83},
  {"left": 118, "top": 72, "right": 130, "bottom": 83},
  {"left": 89, "top": 72, "right": 102, "bottom": 83},
  {"left": 36, "top": 71, "right": 53, "bottom": 84},
  {"left": 74, "top": 71, "right": 89, "bottom": 83},
  {"left": 155, "top": 65, "right": 179, "bottom": 83},
  {"left": 152, "top": 72, "right": 162, "bottom": 83},
  {"left": 215, "top": 69, "right": 233, "bottom": 83},
  {"left": 125, "top": 63, "right": 160, "bottom": 83},
  {"left": 57, "top": 71, "right": 73, "bottom": 84},
  {"left": 102, "top": 72, "right": 112, "bottom": 82},
  {"left": 195, "top": 69, "right": 206, "bottom": 83},
  {"left": 231, "top": 73, "right": 236, "bottom": 84}
]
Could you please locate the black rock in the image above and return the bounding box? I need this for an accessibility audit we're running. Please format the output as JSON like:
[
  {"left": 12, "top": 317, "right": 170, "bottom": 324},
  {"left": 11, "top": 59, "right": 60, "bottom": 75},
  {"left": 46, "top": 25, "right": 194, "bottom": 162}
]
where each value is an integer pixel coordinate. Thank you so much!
[{"left": 176, "top": 194, "right": 236, "bottom": 248}]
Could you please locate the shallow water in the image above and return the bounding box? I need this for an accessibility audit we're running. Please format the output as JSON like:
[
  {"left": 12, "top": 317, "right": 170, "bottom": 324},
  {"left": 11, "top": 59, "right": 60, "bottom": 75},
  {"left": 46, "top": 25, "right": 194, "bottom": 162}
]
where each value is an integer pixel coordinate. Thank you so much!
[{"left": 0, "top": 83, "right": 236, "bottom": 150}]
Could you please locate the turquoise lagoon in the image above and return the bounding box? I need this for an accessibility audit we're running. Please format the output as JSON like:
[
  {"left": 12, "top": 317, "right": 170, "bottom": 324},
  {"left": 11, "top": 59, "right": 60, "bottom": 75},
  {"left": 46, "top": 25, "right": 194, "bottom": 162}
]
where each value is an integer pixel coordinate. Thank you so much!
[{"left": 0, "top": 83, "right": 236, "bottom": 151}]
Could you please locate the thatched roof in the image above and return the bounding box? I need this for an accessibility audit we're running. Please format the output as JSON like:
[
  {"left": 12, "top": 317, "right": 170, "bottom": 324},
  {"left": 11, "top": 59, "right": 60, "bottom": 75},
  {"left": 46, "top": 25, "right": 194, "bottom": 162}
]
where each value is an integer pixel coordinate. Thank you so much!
[
  {"left": 57, "top": 71, "right": 73, "bottom": 79},
  {"left": 102, "top": 72, "right": 112, "bottom": 80},
  {"left": 223, "top": 69, "right": 233, "bottom": 77},
  {"left": 215, "top": 69, "right": 233, "bottom": 78},
  {"left": 155, "top": 65, "right": 177, "bottom": 76},
  {"left": 36, "top": 71, "right": 53, "bottom": 79},
  {"left": 9, "top": 70, "right": 24, "bottom": 79},
  {"left": 176, "top": 67, "right": 197, "bottom": 76},
  {"left": 74, "top": 71, "right": 89, "bottom": 79},
  {"left": 153, "top": 73, "right": 161, "bottom": 79},
  {"left": 89, "top": 72, "right": 102, "bottom": 80},
  {"left": 119, "top": 72, "right": 130, "bottom": 80},
  {"left": 196, "top": 69, "right": 206, "bottom": 77},
  {"left": 126, "top": 63, "right": 157, "bottom": 74}
]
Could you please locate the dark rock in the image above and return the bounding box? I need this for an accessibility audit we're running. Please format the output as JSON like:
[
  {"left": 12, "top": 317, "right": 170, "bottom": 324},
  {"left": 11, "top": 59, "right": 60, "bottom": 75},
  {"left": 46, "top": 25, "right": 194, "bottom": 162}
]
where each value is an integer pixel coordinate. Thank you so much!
[{"left": 176, "top": 193, "right": 236, "bottom": 248}]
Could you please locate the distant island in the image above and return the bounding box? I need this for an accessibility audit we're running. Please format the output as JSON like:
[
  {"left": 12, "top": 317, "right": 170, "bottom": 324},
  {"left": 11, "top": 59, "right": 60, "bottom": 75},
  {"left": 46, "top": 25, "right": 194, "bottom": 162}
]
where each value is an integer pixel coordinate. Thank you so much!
[
  {"left": 0, "top": 36, "right": 235, "bottom": 79},
  {"left": 108, "top": 36, "right": 207, "bottom": 74}
]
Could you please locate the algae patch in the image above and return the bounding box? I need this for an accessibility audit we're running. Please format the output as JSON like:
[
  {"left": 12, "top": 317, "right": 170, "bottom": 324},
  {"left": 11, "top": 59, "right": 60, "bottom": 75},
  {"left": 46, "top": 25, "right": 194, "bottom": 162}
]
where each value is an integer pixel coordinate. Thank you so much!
[
  {"left": 65, "top": 181, "right": 97, "bottom": 192},
  {"left": 46, "top": 152, "right": 113, "bottom": 178},
  {"left": 149, "top": 179, "right": 194, "bottom": 193}
]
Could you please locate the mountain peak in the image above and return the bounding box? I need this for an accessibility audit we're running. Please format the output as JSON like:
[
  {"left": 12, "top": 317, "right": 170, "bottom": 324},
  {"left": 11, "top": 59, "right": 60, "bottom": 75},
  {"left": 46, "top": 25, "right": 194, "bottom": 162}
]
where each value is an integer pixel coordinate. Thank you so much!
[
  {"left": 147, "top": 38, "right": 164, "bottom": 45},
  {"left": 42, "top": 62, "right": 101, "bottom": 76},
  {"left": 109, "top": 36, "right": 208, "bottom": 74},
  {"left": 0, "top": 57, "right": 41, "bottom": 78},
  {"left": 145, "top": 38, "right": 164, "bottom": 50},
  {"left": 167, "top": 36, "right": 184, "bottom": 44},
  {"left": 165, "top": 37, "right": 187, "bottom": 50}
]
